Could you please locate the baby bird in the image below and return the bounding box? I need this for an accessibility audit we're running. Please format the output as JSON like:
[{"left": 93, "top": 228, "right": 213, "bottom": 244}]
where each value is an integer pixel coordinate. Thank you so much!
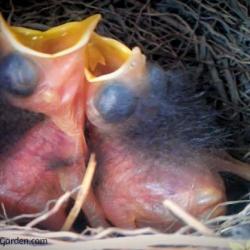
[{"left": 87, "top": 64, "right": 250, "bottom": 231}]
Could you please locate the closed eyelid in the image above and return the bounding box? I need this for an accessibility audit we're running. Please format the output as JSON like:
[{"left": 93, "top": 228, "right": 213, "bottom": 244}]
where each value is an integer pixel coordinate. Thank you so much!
[
  {"left": 0, "top": 52, "right": 39, "bottom": 96},
  {"left": 94, "top": 82, "right": 138, "bottom": 123}
]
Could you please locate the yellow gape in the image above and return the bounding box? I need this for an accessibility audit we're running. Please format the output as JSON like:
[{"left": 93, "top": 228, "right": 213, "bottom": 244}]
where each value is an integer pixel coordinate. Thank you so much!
[{"left": 0, "top": 14, "right": 101, "bottom": 57}]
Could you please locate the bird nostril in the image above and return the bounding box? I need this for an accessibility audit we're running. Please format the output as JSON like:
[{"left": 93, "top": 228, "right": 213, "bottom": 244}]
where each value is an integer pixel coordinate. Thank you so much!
[
  {"left": 94, "top": 83, "right": 137, "bottom": 123},
  {"left": 0, "top": 52, "right": 39, "bottom": 96}
]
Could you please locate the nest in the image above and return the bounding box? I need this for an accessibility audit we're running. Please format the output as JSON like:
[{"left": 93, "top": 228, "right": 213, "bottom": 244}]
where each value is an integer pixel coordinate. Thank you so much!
[{"left": 0, "top": 0, "right": 249, "bottom": 249}]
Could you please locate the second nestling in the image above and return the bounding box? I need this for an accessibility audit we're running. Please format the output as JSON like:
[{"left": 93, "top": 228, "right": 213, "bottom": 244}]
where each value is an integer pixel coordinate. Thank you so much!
[{"left": 87, "top": 63, "right": 250, "bottom": 231}]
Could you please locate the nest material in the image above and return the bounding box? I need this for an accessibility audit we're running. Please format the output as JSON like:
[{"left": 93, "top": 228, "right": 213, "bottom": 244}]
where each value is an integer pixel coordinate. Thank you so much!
[
  {"left": 0, "top": 194, "right": 249, "bottom": 249},
  {"left": 0, "top": 0, "right": 250, "bottom": 249}
]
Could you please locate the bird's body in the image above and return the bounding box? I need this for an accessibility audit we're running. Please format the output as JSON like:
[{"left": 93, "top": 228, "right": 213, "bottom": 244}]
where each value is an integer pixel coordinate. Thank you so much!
[
  {"left": 0, "top": 15, "right": 108, "bottom": 229},
  {"left": 0, "top": 119, "right": 79, "bottom": 229},
  {"left": 91, "top": 130, "right": 226, "bottom": 231},
  {"left": 88, "top": 67, "right": 229, "bottom": 231}
]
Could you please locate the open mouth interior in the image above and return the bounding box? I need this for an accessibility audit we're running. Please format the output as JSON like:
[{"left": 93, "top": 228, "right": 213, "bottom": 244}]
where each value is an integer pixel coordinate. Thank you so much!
[
  {"left": 0, "top": 14, "right": 101, "bottom": 56},
  {"left": 85, "top": 33, "right": 131, "bottom": 78},
  {"left": 12, "top": 22, "right": 90, "bottom": 54}
]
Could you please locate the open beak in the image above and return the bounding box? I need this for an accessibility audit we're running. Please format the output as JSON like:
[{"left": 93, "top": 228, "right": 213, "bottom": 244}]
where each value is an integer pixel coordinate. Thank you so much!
[
  {"left": 84, "top": 33, "right": 148, "bottom": 128},
  {"left": 0, "top": 14, "right": 101, "bottom": 57}
]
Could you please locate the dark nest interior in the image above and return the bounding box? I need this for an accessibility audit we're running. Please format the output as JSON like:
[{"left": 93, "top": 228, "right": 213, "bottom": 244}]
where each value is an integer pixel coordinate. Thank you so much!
[{"left": 0, "top": 0, "right": 249, "bottom": 249}]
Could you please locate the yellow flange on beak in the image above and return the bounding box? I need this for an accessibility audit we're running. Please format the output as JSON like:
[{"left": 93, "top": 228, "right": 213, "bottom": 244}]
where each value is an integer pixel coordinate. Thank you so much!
[
  {"left": 0, "top": 14, "right": 101, "bottom": 58},
  {"left": 85, "top": 33, "right": 146, "bottom": 85}
]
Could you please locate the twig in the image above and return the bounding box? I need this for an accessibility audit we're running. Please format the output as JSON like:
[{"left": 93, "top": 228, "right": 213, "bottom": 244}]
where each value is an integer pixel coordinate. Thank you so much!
[
  {"left": 61, "top": 154, "right": 96, "bottom": 231},
  {"left": 163, "top": 200, "right": 214, "bottom": 236},
  {"left": 25, "top": 188, "right": 79, "bottom": 228}
]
